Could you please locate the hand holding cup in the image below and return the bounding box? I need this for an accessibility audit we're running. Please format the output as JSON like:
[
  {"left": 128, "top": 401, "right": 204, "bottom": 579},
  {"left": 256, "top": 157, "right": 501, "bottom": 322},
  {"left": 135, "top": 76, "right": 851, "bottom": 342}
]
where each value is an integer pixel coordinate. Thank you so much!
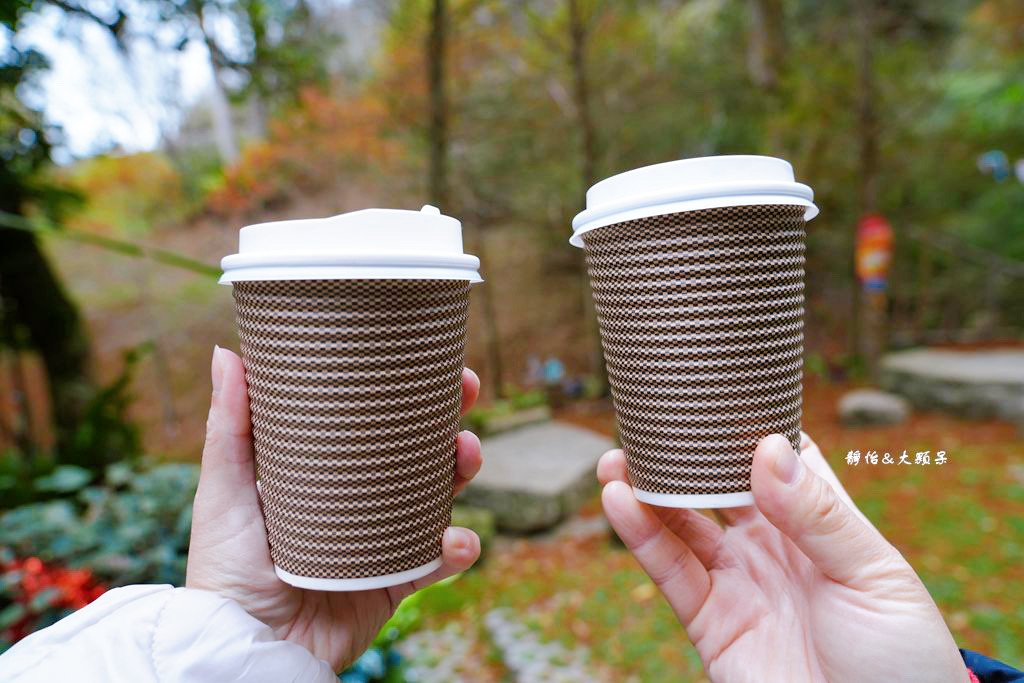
[
  {"left": 186, "top": 347, "right": 484, "bottom": 672},
  {"left": 598, "top": 433, "right": 966, "bottom": 682}
]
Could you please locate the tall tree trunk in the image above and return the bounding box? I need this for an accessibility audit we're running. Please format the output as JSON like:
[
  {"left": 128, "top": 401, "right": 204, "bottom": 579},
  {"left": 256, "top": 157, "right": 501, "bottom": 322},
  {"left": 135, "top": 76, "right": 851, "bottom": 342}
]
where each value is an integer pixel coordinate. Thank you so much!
[
  {"left": 427, "top": 0, "right": 449, "bottom": 209},
  {"left": 856, "top": 0, "right": 883, "bottom": 377},
  {"left": 747, "top": 0, "right": 785, "bottom": 90},
  {"left": 568, "top": 0, "right": 597, "bottom": 202},
  {"left": 857, "top": 4, "right": 879, "bottom": 215},
  {"left": 567, "top": 0, "right": 606, "bottom": 391},
  {"left": 469, "top": 225, "right": 506, "bottom": 399},
  {"left": 0, "top": 227, "right": 91, "bottom": 454},
  {"left": 207, "top": 69, "right": 238, "bottom": 164},
  {"left": 239, "top": 0, "right": 270, "bottom": 140},
  {"left": 198, "top": 7, "right": 239, "bottom": 164}
]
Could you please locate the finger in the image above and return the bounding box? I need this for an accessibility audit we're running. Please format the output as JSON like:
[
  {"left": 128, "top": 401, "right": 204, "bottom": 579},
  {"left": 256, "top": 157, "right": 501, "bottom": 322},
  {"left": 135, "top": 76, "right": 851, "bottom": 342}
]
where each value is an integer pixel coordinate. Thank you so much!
[
  {"left": 709, "top": 446, "right": 764, "bottom": 526},
  {"left": 412, "top": 527, "right": 480, "bottom": 589},
  {"left": 460, "top": 368, "right": 480, "bottom": 416},
  {"left": 751, "top": 434, "right": 899, "bottom": 588},
  {"left": 198, "top": 346, "right": 258, "bottom": 508},
  {"left": 652, "top": 507, "right": 724, "bottom": 568},
  {"left": 798, "top": 432, "right": 842, "bottom": 490},
  {"left": 797, "top": 432, "right": 873, "bottom": 529},
  {"left": 453, "top": 430, "right": 482, "bottom": 495},
  {"left": 712, "top": 502, "right": 757, "bottom": 527},
  {"left": 387, "top": 527, "right": 481, "bottom": 603},
  {"left": 599, "top": 447, "right": 738, "bottom": 545},
  {"left": 602, "top": 481, "right": 711, "bottom": 625},
  {"left": 597, "top": 450, "right": 724, "bottom": 565},
  {"left": 596, "top": 448, "right": 627, "bottom": 486}
]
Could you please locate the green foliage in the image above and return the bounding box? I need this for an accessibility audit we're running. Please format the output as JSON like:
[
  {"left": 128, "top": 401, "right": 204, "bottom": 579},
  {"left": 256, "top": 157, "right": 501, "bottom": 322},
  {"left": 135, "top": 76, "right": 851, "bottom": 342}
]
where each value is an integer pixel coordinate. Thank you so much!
[
  {"left": 61, "top": 344, "right": 145, "bottom": 476},
  {"left": 335, "top": 576, "right": 467, "bottom": 682},
  {"left": 462, "top": 387, "right": 549, "bottom": 435},
  {"left": 0, "top": 452, "right": 57, "bottom": 510},
  {"left": 374, "top": 575, "right": 463, "bottom": 650},
  {"left": 1, "top": 4, "right": 84, "bottom": 221},
  {"left": 450, "top": 504, "right": 496, "bottom": 559},
  {"left": 62, "top": 153, "right": 192, "bottom": 236},
  {"left": 32, "top": 465, "right": 92, "bottom": 494},
  {"left": 167, "top": 145, "right": 223, "bottom": 210},
  {"left": 954, "top": 183, "right": 1024, "bottom": 261},
  {"left": 230, "top": 0, "right": 333, "bottom": 111},
  {"left": 0, "top": 462, "right": 199, "bottom": 586},
  {"left": 508, "top": 389, "right": 547, "bottom": 412},
  {"left": 804, "top": 351, "right": 830, "bottom": 382},
  {"left": 0, "top": 344, "right": 143, "bottom": 509}
]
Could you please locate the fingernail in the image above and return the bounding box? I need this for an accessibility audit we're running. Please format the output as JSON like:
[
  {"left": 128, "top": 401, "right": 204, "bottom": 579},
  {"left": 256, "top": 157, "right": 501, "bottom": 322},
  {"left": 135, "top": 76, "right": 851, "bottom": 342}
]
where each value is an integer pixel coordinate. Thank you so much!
[
  {"left": 211, "top": 345, "right": 224, "bottom": 394},
  {"left": 446, "top": 527, "right": 470, "bottom": 552},
  {"left": 771, "top": 437, "right": 802, "bottom": 485}
]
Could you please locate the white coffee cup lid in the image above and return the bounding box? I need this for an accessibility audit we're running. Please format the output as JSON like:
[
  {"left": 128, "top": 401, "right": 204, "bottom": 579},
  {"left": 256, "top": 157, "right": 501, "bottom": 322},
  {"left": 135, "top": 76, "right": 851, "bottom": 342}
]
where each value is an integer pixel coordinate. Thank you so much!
[
  {"left": 220, "top": 205, "right": 482, "bottom": 283},
  {"left": 570, "top": 155, "right": 818, "bottom": 246}
]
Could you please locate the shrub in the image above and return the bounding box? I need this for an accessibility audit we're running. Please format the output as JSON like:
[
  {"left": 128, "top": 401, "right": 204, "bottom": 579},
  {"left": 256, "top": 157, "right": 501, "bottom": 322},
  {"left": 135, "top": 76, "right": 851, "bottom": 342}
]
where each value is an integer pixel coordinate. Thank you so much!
[
  {"left": 0, "top": 462, "right": 198, "bottom": 587},
  {"left": 59, "top": 152, "right": 189, "bottom": 236},
  {"left": 0, "top": 345, "right": 146, "bottom": 511},
  {"left": 206, "top": 87, "right": 401, "bottom": 217},
  {"left": 0, "top": 552, "right": 106, "bottom": 650}
]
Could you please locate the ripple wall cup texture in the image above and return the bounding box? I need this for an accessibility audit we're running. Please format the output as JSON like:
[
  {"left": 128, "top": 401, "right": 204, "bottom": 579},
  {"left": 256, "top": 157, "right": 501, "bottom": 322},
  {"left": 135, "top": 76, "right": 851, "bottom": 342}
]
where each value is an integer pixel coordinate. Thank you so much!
[
  {"left": 571, "top": 156, "right": 817, "bottom": 509},
  {"left": 221, "top": 206, "right": 481, "bottom": 590}
]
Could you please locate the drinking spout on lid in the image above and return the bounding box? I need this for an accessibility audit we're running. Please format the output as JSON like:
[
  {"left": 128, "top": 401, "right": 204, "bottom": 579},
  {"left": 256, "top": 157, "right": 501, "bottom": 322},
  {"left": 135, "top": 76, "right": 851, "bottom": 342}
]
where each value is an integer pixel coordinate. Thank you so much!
[{"left": 420, "top": 204, "right": 441, "bottom": 215}]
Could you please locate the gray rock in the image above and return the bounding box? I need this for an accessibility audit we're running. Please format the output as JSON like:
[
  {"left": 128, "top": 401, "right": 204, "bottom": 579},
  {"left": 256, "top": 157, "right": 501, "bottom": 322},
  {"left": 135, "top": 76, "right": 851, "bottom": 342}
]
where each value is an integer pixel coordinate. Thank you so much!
[
  {"left": 881, "top": 349, "right": 1024, "bottom": 420},
  {"left": 838, "top": 389, "right": 911, "bottom": 426},
  {"left": 458, "top": 421, "right": 614, "bottom": 533}
]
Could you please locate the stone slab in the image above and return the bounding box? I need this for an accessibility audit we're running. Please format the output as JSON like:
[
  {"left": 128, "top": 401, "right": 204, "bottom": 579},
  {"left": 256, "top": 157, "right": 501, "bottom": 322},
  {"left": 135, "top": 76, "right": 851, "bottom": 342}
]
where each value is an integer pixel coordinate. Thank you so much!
[
  {"left": 458, "top": 421, "right": 615, "bottom": 533},
  {"left": 837, "top": 388, "right": 911, "bottom": 426},
  {"left": 881, "top": 349, "right": 1024, "bottom": 420}
]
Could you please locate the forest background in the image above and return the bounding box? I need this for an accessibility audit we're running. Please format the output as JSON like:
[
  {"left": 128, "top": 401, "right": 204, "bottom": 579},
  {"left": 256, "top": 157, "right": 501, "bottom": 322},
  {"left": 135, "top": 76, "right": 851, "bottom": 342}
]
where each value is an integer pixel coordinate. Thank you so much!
[{"left": 1, "top": 0, "right": 1022, "bottom": 679}]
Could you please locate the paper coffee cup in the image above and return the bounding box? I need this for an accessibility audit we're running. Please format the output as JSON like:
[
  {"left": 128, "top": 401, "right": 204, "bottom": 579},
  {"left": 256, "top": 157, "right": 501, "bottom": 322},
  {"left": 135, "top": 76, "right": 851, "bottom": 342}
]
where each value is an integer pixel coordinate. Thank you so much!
[
  {"left": 221, "top": 206, "right": 480, "bottom": 590},
  {"left": 571, "top": 156, "right": 817, "bottom": 509}
]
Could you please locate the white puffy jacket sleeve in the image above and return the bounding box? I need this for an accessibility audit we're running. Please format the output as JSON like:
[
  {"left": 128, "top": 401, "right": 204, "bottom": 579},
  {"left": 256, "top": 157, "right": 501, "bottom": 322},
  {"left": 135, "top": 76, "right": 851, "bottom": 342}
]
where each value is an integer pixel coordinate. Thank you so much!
[{"left": 0, "top": 585, "right": 337, "bottom": 682}]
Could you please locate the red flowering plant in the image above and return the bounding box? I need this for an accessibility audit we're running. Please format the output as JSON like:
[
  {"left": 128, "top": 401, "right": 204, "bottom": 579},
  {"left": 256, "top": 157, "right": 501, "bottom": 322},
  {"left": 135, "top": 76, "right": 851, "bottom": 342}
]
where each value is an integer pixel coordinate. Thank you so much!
[
  {"left": 0, "top": 462, "right": 199, "bottom": 652},
  {"left": 0, "top": 549, "right": 106, "bottom": 650}
]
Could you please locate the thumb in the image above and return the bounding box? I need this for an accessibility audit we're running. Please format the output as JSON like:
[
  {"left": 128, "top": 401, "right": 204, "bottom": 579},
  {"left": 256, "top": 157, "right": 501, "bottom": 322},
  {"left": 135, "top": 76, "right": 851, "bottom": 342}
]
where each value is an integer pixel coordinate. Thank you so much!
[
  {"left": 197, "top": 346, "right": 258, "bottom": 507},
  {"left": 751, "top": 434, "right": 899, "bottom": 588}
]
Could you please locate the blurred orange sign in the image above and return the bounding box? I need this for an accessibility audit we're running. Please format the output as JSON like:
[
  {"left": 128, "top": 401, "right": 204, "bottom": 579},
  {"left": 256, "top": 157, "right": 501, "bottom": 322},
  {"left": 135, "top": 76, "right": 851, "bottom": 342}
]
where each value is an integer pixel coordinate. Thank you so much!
[{"left": 856, "top": 213, "right": 892, "bottom": 289}]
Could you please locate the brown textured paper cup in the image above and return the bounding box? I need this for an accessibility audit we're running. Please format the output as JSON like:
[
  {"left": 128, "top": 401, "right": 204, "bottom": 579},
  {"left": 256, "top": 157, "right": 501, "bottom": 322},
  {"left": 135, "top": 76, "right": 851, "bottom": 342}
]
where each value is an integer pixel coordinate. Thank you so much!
[
  {"left": 232, "top": 279, "right": 471, "bottom": 590},
  {"left": 581, "top": 204, "right": 805, "bottom": 508}
]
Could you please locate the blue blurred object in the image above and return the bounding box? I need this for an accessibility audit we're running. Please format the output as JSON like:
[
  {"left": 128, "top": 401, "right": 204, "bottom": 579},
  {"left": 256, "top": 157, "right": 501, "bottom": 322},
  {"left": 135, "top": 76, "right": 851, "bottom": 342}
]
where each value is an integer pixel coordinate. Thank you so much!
[
  {"left": 353, "top": 648, "right": 387, "bottom": 678},
  {"left": 977, "top": 150, "right": 1010, "bottom": 182},
  {"left": 960, "top": 648, "right": 1024, "bottom": 681},
  {"left": 542, "top": 357, "right": 565, "bottom": 384},
  {"left": 562, "top": 376, "right": 584, "bottom": 398},
  {"left": 862, "top": 277, "right": 887, "bottom": 291},
  {"left": 338, "top": 671, "right": 368, "bottom": 683}
]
